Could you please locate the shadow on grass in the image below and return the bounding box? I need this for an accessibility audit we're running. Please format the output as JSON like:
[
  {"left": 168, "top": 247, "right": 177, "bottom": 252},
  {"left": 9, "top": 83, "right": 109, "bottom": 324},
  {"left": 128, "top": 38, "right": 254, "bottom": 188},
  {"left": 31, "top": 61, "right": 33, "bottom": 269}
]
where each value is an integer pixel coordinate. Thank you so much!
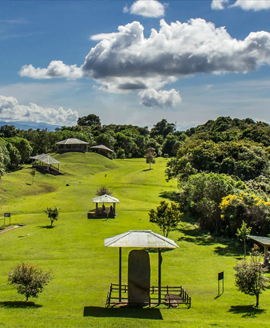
[
  {"left": 178, "top": 226, "right": 217, "bottom": 246},
  {"left": 214, "top": 243, "right": 242, "bottom": 257},
  {"left": 228, "top": 305, "right": 266, "bottom": 318},
  {"left": 142, "top": 168, "right": 153, "bottom": 172},
  {"left": 159, "top": 191, "right": 180, "bottom": 202},
  {"left": 0, "top": 301, "right": 42, "bottom": 309},
  {"left": 37, "top": 225, "right": 55, "bottom": 229},
  {"left": 83, "top": 306, "right": 163, "bottom": 319},
  {"left": 178, "top": 226, "right": 243, "bottom": 256}
]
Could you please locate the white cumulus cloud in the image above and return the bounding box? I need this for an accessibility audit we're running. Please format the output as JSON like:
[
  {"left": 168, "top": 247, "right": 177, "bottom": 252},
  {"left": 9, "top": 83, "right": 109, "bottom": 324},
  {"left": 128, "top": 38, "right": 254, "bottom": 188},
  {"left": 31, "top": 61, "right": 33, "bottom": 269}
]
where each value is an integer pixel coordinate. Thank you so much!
[
  {"left": 211, "top": 0, "right": 270, "bottom": 11},
  {"left": 124, "top": 0, "right": 165, "bottom": 18},
  {"left": 0, "top": 95, "right": 78, "bottom": 126},
  {"left": 139, "top": 89, "right": 181, "bottom": 108},
  {"left": 20, "top": 60, "right": 83, "bottom": 80},
  {"left": 19, "top": 18, "right": 270, "bottom": 108},
  {"left": 211, "top": 0, "right": 229, "bottom": 10}
]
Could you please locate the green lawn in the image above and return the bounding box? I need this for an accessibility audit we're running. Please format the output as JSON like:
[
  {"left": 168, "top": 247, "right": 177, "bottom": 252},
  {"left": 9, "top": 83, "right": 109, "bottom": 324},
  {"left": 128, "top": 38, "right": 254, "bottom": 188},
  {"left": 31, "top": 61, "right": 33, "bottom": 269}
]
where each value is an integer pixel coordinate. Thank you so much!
[{"left": 0, "top": 153, "right": 269, "bottom": 327}]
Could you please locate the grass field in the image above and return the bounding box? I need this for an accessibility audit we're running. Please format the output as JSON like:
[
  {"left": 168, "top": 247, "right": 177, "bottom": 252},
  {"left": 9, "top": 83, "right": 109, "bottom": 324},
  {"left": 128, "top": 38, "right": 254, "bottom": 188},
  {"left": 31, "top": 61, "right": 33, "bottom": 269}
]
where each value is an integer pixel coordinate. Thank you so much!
[{"left": 0, "top": 152, "right": 269, "bottom": 327}]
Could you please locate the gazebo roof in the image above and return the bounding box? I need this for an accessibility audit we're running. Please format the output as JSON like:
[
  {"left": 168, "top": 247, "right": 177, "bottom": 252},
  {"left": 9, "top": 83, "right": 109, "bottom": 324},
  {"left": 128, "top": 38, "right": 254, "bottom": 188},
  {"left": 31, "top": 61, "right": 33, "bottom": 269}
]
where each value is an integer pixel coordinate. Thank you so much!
[
  {"left": 91, "top": 145, "right": 114, "bottom": 153},
  {"left": 56, "top": 138, "right": 89, "bottom": 145},
  {"left": 30, "top": 153, "right": 60, "bottom": 165},
  {"left": 104, "top": 230, "right": 179, "bottom": 248},
  {"left": 93, "top": 194, "right": 119, "bottom": 203},
  {"left": 247, "top": 235, "right": 270, "bottom": 246}
]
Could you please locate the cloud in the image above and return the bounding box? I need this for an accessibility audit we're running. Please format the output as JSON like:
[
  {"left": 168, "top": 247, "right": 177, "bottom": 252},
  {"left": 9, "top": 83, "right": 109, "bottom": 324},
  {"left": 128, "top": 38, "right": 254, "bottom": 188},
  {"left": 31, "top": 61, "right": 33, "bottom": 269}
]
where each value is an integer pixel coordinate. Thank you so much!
[
  {"left": 211, "top": 0, "right": 228, "bottom": 10},
  {"left": 0, "top": 95, "right": 78, "bottom": 126},
  {"left": 20, "top": 18, "right": 270, "bottom": 108},
  {"left": 139, "top": 88, "right": 181, "bottom": 108},
  {"left": 211, "top": 0, "right": 270, "bottom": 11},
  {"left": 124, "top": 0, "right": 165, "bottom": 18},
  {"left": 20, "top": 60, "right": 83, "bottom": 80}
]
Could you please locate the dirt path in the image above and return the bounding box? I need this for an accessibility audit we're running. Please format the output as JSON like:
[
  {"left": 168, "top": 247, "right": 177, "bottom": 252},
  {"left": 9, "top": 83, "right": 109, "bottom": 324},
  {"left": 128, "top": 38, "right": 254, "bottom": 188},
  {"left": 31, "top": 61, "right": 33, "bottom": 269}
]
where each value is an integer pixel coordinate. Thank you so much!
[{"left": 0, "top": 225, "right": 22, "bottom": 235}]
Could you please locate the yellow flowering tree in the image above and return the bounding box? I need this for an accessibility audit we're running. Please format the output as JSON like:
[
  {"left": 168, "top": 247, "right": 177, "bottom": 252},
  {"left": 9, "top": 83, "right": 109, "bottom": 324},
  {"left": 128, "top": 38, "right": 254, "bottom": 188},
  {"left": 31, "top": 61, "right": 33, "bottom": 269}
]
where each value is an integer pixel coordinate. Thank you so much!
[{"left": 220, "top": 192, "right": 270, "bottom": 237}]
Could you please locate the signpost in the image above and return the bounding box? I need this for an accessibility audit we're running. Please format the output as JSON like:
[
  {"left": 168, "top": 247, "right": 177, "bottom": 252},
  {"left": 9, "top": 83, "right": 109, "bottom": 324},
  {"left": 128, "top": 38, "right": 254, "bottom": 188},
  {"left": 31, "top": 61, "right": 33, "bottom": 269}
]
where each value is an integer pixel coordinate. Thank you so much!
[
  {"left": 218, "top": 271, "right": 224, "bottom": 296},
  {"left": 4, "top": 213, "right": 11, "bottom": 226}
]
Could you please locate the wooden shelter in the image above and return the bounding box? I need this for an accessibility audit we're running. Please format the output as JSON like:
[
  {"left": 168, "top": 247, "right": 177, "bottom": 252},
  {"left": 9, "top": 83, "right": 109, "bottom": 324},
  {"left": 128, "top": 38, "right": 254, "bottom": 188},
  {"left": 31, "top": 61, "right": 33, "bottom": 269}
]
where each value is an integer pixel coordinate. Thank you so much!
[
  {"left": 247, "top": 235, "right": 270, "bottom": 265},
  {"left": 30, "top": 153, "right": 60, "bottom": 174},
  {"left": 104, "top": 230, "right": 191, "bottom": 308},
  {"left": 90, "top": 145, "right": 114, "bottom": 158},
  {"left": 92, "top": 194, "right": 119, "bottom": 218},
  {"left": 56, "top": 138, "right": 89, "bottom": 153}
]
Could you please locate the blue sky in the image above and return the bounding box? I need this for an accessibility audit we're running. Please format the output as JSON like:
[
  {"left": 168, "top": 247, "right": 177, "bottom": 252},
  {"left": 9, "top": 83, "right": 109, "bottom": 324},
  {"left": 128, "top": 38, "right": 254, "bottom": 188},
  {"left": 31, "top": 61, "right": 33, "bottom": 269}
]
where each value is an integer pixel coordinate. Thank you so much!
[{"left": 0, "top": 0, "right": 270, "bottom": 130}]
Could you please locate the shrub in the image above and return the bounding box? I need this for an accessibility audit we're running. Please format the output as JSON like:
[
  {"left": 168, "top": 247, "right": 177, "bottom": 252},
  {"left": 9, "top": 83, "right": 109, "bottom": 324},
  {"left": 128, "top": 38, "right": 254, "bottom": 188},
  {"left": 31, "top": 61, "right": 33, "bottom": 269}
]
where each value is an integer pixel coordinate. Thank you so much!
[
  {"left": 44, "top": 207, "right": 60, "bottom": 227},
  {"left": 8, "top": 263, "right": 52, "bottom": 301},
  {"left": 95, "top": 186, "right": 113, "bottom": 196}
]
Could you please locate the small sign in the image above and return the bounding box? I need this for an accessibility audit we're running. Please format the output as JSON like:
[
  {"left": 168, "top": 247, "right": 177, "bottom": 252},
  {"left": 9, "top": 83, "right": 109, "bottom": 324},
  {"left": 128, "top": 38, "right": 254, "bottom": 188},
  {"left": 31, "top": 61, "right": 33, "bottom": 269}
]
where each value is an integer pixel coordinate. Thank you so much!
[
  {"left": 218, "top": 271, "right": 224, "bottom": 296},
  {"left": 218, "top": 271, "right": 224, "bottom": 281},
  {"left": 4, "top": 213, "right": 10, "bottom": 217}
]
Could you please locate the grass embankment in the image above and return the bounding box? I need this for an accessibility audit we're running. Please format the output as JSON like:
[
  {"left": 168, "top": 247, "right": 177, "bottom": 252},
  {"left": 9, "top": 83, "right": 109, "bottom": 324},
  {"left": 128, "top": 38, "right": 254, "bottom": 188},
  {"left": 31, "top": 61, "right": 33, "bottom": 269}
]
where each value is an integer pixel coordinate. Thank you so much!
[{"left": 0, "top": 153, "right": 269, "bottom": 328}]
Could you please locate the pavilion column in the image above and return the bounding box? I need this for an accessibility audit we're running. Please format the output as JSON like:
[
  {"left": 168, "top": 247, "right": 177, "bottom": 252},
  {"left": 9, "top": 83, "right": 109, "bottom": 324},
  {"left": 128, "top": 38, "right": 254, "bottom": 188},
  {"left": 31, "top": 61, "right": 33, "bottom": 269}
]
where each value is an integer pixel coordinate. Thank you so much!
[
  {"left": 158, "top": 248, "right": 162, "bottom": 304},
  {"left": 119, "top": 247, "right": 122, "bottom": 302},
  {"left": 264, "top": 245, "right": 268, "bottom": 258}
]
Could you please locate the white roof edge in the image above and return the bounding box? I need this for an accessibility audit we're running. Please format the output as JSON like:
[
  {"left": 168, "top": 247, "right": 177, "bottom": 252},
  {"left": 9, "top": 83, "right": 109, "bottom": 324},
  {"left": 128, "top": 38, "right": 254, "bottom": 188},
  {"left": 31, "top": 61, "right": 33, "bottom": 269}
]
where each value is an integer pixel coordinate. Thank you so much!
[{"left": 104, "top": 230, "right": 178, "bottom": 248}]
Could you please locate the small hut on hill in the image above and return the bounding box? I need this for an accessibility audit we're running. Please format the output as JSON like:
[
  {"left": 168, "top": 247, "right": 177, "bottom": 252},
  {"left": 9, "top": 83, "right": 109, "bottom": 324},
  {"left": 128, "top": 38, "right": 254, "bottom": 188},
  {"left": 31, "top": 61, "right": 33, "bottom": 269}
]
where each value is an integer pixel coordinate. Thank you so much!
[
  {"left": 30, "top": 153, "right": 60, "bottom": 174},
  {"left": 91, "top": 194, "right": 119, "bottom": 218},
  {"left": 91, "top": 145, "right": 114, "bottom": 158},
  {"left": 56, "top": 138, "right": 89, "bottom": 153}
]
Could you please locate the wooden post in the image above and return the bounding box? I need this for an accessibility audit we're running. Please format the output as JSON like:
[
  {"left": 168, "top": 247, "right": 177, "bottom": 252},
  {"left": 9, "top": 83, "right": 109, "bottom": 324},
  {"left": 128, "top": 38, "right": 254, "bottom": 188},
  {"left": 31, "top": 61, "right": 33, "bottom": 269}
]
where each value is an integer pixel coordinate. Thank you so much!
[
  {"left": 119, "top": 247, "right": 122, "bottom": 302},
  {"left": 158, "top": 248, "right": 162, "bottom": 304},
  {"left": 264, "top": 245, "right": 268, "bottom": 258}
]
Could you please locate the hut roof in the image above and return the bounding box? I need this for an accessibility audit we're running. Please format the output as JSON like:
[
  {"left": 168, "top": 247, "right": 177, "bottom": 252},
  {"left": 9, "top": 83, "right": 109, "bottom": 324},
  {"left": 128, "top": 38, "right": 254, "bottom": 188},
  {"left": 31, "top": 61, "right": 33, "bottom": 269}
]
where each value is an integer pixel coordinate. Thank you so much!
[
  {"left": 93, "top": 194, "right": 119, "bottom": 203},
  {"left": 104, "top": 230, "right": 178, "bottom": 248},
  {"left": 30, "top": 154, "right": 60, "bottom": 165},
  {"left": 91, "top": 145, "right": 114, "bottom": 153},
  {"left": 247, "top": 235, "right": 270, "bottom": 246},
  {"left": 56, "top": 138, "right": 89, "bottom": 145}
]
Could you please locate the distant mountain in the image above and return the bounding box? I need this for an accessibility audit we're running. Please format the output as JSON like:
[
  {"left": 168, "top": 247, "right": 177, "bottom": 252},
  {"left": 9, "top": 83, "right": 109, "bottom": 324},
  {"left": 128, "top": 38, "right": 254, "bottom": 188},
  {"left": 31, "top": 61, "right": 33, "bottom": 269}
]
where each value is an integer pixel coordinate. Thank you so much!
[{"left": 0, "top": 121, "right": 60, "bottom": 131}]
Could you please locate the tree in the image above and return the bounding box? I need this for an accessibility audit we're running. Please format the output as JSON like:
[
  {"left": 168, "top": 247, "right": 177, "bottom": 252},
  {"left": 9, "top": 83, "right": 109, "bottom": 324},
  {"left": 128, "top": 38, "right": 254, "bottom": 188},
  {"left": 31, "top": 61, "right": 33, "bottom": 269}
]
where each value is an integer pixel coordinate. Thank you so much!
[
  {"left": 30, "top": 169, "right": 36, "bottom": 184},
  {"left": 8, "top": 263, "right": 52, "bottom": 302},
  {"left": 178, "top": 172, "right": 243, "bottom": 236},
  {"left": 234, "top": 247, "right": 269, "bottom": 307},
  {"left": 220, "top": 191, "right": 270, "bottom": 237},
  {"left": 95, "top": 186, "right": 113, "bottom": 196},
  {"left": 144, "top": 147, "right": 156, "bottom": 170},
  {"left": 236, "top": 221, "right": 252, "bottom": 257},
  {"left": 44, "top": 207, "right": 60, "bottom": 227},
  {"left": 149, "top": 201, "right": 183, "bottom": 237},
  {"left": 77, "top": 114, "right": 101, "bottom": 127}
]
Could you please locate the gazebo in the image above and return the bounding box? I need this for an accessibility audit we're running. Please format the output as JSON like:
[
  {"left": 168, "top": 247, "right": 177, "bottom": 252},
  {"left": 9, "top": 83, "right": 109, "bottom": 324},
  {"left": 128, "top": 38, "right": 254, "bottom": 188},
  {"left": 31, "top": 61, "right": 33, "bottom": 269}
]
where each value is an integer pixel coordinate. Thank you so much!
[
  {"left": 90, "top": 145, "right": 114, "bottom": 158},
  {"left": 247, "top": 235, "right": 270, "bottom": 265},
  {"left": 104, "top": 230, "right": 191, "bottom": 308},
  {"left": 30, "top": 153, "right": 60, "bottom": 174},
  {"left": 55, "top": 138, "right": 89, "bottom": 153},
  {"left": 92, "top": 194, "right": 119, "bottom": 218}
]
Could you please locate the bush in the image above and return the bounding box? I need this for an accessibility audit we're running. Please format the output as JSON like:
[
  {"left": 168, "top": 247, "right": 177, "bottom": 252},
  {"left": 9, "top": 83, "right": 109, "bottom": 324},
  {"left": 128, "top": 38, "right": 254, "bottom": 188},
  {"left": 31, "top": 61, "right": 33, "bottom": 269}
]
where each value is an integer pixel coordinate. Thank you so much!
[
  {"left": 44, "top": 207, "right": 60, "bottom": 227},
  {"left": 8, "top": 263, "right": 52, "bottom": 301},
  {"left": 234, "top": 247, "right": 269, "bottom": 307},
  {"left": 95, "top": 186, "right": 113, "bottom": 196}
]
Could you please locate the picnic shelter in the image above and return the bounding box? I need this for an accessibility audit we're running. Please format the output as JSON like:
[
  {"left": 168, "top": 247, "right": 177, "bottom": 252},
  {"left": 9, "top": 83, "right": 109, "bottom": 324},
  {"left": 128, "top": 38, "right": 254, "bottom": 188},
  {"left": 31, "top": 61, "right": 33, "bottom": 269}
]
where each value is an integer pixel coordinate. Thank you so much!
[{"left": 104, "top": 230, "right": 191, "bottom": 308}]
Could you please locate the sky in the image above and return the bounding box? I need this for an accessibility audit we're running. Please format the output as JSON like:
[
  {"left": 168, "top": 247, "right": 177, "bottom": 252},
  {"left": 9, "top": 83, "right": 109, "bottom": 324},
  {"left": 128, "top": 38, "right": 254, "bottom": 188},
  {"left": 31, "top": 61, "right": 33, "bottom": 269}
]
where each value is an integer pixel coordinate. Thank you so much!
[{"left": 0, "top": 0, "right": 270, "bottom": 130}]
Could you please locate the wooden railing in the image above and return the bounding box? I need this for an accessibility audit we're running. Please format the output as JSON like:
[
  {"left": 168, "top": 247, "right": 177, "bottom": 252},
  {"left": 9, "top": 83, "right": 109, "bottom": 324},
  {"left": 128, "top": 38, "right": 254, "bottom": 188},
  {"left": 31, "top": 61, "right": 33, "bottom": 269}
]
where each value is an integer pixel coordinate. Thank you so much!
[{"left": 106, "top": 283, "right": 191, "bottom": 308}]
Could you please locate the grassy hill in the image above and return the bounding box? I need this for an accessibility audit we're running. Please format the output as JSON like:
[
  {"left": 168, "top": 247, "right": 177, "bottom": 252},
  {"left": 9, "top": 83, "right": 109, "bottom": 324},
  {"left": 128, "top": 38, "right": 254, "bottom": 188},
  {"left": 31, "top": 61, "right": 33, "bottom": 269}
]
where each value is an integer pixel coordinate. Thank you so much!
[{"left": 0, "top": 153, "right": 269, "bottom": 328}]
